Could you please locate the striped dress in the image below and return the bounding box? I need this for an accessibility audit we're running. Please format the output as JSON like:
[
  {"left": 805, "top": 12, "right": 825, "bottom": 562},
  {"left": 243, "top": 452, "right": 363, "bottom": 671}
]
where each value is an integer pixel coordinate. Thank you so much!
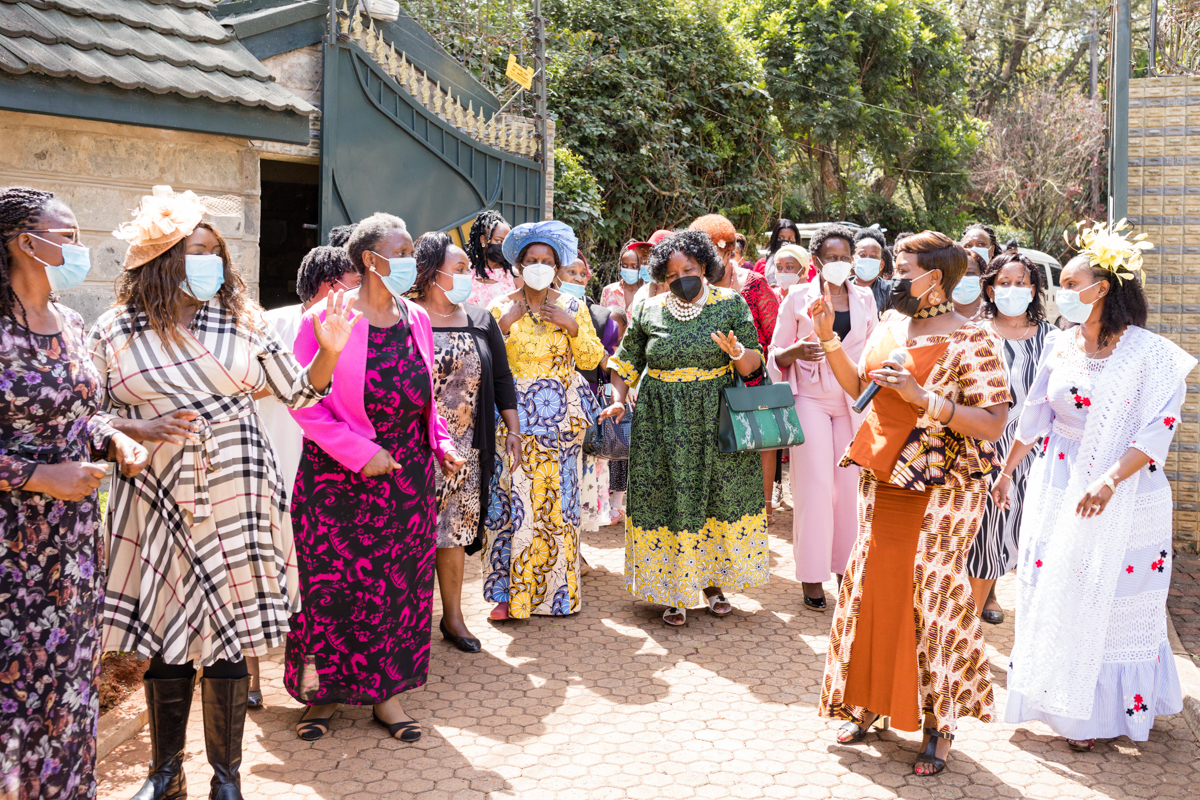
[
  {"left": 967, "top": 320, "right": 1054, "bottom": 580},
  {"left": 88, "top": 300, "right": 327, "bottom": 666}
]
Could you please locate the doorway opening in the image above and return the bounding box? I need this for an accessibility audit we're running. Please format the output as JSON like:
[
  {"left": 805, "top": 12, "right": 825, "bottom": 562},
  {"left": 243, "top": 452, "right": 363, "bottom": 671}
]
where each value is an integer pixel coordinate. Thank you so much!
[{"left": 259, "top": 159, "right": 319, "bottom": 311}]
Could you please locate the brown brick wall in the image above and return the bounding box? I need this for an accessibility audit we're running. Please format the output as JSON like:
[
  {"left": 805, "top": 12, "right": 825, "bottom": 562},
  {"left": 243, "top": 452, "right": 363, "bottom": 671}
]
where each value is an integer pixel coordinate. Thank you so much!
[{"left": 1128, "top": 75, "right": 1200, "bottom": 551}]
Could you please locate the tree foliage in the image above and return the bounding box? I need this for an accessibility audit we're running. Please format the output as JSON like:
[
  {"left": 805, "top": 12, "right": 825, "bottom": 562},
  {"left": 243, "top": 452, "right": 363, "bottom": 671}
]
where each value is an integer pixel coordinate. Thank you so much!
[
  {"left": 542, "top": 0, "right": 783, "bottom": 265},
  {"left": 970, "top": 86, "right": 1104, "bottom": 251},
  {"left": 552, "top": 147, "right": 604, "bottom": 255},
  {"left": 739, "top": 0, "right": 981, "bottom": 232}
]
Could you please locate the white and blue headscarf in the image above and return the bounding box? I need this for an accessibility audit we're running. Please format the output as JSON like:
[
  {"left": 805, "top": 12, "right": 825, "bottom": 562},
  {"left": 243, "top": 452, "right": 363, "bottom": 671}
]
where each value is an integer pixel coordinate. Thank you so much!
[{"left": 501, "top": 220, "right": 578, "bottom": 268}]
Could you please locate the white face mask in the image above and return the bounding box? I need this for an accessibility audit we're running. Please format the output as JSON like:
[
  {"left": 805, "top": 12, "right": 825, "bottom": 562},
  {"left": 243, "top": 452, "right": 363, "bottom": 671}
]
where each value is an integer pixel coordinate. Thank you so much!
[
  {"left": 819, "top": 258, "right": 853, "bottom": 286},
  {"left": 522, "top": 262, "right": 556, "bottom": 291},
  {"left": 775, "top": 273, "right": 800, "bottom": 288},
  {"left": 971, "top": 246, "right": 991, "bottom": 263}
]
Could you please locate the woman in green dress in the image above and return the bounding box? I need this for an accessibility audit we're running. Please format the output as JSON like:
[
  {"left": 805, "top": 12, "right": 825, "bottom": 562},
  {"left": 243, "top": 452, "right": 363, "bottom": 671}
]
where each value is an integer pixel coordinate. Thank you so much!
[{"left": 599, "top": 229, "right": 769, "bottom": 626}]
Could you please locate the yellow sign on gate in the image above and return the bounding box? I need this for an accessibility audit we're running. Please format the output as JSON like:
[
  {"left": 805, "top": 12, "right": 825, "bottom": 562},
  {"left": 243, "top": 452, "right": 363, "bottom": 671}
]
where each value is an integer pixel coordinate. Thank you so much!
[{"left": 506, "top": 54, "right": 534, "bottom": 91}]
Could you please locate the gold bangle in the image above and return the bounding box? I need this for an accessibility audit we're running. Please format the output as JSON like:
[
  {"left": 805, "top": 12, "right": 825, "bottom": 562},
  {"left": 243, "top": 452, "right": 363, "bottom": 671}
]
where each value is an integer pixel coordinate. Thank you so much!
[{"left": 819, "top": 336, "right": 842, "bottom": 352}]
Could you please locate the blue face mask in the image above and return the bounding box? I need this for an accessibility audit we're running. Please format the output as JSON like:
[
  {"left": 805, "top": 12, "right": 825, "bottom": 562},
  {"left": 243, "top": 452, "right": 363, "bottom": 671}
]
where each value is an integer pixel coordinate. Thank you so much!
[
  {"left": 620, "top": 267, "right": 640, "bottom": 285},
  {"left": 854, "top": 257, "right": 881, "bottom": 282},
  {"left": 639, "top": 265, "right": 652, "bottom": 283},
  {"left": 439, "top": 271, "right": 472, "bottom": 305},
  {"left": 181, "top": 254, "right": 225, "bottom": 302},
  {"left": 373, "top": 253, "right": 417, "bottom": 298},
  {"left": 1056, "top": 281, "right": 1101, "bottom": 324},
  {"left": 559, "top": 281, "right": 587, "bottom": 300},
  {"left": 953, "top": 275, "right": 982, "bottom": 305},
  {"left": 971, "top": 246, "right": 991, "bottom": 263},
  {"left": 29, "top": 234, "right": 92, "bottom": 292},
  {"left": 993, "top": 286, "right": 1033, "bottom": 317}
]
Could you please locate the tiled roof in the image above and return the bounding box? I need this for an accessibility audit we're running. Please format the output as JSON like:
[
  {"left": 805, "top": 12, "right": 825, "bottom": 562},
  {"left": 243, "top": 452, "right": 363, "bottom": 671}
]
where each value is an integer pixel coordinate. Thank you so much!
[{"left": 0, "top": 0, "right": 314, "bottom": 115}]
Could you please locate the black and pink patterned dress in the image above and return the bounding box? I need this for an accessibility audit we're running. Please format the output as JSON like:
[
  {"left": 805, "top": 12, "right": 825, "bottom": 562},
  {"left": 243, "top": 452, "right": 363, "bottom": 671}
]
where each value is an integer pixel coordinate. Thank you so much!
[{"left": 284, "top": 319, "right": 437, "bottom": 705}]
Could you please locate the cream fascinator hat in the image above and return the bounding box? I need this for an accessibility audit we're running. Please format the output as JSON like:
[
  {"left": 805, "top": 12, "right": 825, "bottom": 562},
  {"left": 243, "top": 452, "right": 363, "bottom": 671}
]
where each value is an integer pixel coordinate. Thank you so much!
[
  {"left": 1064, "top": 218, "right": 1153, "bottom": 284},
  {"left": 114, "top": 185, "right": 242, "bottom": 270}
]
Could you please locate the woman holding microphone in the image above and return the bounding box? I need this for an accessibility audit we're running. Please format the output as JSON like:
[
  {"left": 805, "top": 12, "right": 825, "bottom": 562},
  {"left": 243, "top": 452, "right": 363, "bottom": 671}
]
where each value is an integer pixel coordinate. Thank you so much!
[{"left": 813, "top": 231, "right": 1010, "bottom": 776}]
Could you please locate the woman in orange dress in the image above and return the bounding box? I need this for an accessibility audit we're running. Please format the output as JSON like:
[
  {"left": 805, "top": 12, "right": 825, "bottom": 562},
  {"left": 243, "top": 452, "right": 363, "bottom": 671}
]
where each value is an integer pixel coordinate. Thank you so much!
[{"left": 813, "top": 231, "right": 1011, "bottom": 776}]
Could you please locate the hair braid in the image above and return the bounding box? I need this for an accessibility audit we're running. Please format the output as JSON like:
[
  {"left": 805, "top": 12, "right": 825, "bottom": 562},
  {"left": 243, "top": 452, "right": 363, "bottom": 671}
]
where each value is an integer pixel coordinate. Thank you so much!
[
  {"left": 0, "top": 186, "right": 56, "bottom": 322},
  {"left": 465, "top": 209, "right": 508, "bottom": 279}
]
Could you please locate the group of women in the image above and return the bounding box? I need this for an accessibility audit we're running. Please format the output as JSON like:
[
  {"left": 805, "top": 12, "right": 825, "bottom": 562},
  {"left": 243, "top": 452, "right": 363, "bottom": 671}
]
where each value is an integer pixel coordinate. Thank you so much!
[{"left": 0, "top": 181, "right": 1189, "bottom": 800}]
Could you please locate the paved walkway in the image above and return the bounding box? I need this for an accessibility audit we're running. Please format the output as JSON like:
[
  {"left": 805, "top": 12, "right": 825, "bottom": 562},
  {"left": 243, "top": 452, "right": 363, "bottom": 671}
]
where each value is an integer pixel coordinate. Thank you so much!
[
  {"left": 98, "top": 508, "right": 1200, "bottom": 800},
  {"left": 1169, "top": 548, "right": 1200, "bottom": 661}
]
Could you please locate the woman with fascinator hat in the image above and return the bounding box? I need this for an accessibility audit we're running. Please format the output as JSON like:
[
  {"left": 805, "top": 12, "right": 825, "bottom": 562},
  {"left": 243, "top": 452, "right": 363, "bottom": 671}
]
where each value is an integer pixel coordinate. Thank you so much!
[
  {"left": 87, "top": 187, "right": 360, "bottom": 800},
  {"left": 1003, "top": 221, "right": 1193, "bottom": 751},
  {"left": 481, "top": 220, "right": 605, "bottom": 620}
]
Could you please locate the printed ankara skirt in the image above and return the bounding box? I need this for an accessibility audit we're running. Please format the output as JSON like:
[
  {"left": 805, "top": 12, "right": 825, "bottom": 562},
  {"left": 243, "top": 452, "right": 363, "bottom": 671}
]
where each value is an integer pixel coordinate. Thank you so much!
[
  {"left": 482, "top": 374, "right": 599, "bottom": 618},
  {"left": 623, "top": 370, "right": 769, "bottom": 610},
  {"left": 819, "top": 471, "right": 995, "bottom": 734}
]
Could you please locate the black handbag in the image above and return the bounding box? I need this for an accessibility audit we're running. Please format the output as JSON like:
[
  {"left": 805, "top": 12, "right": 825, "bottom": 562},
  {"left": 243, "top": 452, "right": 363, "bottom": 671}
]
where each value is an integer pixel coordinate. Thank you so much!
[{"left": 582, "top": 404, "right": 632, "bottom": 461}]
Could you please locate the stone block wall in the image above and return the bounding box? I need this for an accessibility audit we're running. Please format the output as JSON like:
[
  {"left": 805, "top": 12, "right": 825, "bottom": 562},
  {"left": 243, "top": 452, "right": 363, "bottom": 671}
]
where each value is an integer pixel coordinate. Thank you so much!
[
  {"left": 1128, "top": 75, "right": 1200, "bottom": 551},
  {"left": 0, "top": 111, "right": 261, "bottom": 326}
]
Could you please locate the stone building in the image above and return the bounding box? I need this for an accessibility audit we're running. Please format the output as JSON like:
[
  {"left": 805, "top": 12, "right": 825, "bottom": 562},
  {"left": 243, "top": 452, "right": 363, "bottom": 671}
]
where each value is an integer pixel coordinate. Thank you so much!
[
  {"left": 0, "top": 0, "right": 549, "bottom": 320},
  {"left": 1127, "top": 75, "right": 1200, "bottom": 550}
]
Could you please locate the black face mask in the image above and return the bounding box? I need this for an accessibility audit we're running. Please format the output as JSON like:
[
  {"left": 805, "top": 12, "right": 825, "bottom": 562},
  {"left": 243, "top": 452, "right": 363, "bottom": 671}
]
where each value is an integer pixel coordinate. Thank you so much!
[
  {"left": 485, "top": 243, "right": 509, "bottom": 268},
  {"left": 889, "top": 272, "right": 934, "bottom": 318},
  {"left": 669, "top": 275, "right": 704, "bottom": 302}
]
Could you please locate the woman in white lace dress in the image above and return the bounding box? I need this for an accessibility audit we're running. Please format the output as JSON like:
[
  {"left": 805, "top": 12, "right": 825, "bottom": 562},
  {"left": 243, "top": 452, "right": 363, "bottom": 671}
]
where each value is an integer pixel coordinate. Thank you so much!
[{"left": 1002, "top": 226, "right": 1195, "bottom": 751}]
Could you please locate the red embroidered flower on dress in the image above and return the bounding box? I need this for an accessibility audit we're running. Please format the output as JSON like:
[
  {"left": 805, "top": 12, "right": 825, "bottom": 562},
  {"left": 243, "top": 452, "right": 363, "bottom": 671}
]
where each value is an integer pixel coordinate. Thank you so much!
[
  {"left": 1069, "top": 387, "right": 1091, "bottom": 409},
  {"left": 1035, "top": 559, "right": 1043, "bottom": 567},
  {"left": 1148, "top": 458, "right": 1157, "bottom": 473},
  {"left": 1165, "top": 417, "right": 1177, "bottom": 430},
  {"left": 1151, "top": 557, "right": 1166, "bottom": 573},
  {"left": 1058, "top": 452, "right": 1066, "bottom": 460},
  {"left": 1126, "top": 694, "right": 1148, "bottom": 716},
  {"left": 1126, "top": 565, "right": 1134, "bottom": 574}
]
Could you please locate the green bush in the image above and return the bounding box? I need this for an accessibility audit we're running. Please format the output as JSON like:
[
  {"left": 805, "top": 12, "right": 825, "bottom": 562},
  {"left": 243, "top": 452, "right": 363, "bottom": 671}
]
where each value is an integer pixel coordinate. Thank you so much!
[{"left": 553, "top": 147, "right": 604, "bottom": 257}]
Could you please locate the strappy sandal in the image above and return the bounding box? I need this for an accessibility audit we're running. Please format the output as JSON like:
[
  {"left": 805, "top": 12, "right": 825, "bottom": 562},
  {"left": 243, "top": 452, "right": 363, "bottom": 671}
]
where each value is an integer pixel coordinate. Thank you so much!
[
  {"left": 704, "top": 593, "right": 732, "bottom": 617},
  {"left": 296, "top": 708, "right": 335, "bottom": 741},
  {"left": 835, "top": 713, "right": 888, "bottom": 744},
  {"left": 1067, "top": 738, "right": 1095, "bottom": 752},
  {"left": 662, "top": 607, "right": 687, "bottom": 627},
  {"left": 913, "top": 727, "right": 953, "bottom": 776},
  {"left": 372, "top": 708, "right": 422, "bottom": 742}
]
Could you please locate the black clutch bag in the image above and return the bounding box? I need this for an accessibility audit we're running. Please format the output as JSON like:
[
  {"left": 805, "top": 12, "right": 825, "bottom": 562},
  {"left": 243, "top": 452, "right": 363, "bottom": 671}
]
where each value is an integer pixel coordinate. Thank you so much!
[{"left": 582, "top": 404, "right": 632, "bottom": 461}]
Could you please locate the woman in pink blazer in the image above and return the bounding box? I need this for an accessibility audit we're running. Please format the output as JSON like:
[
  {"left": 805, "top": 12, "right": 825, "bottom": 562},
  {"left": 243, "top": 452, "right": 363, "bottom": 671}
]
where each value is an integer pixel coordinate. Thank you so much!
[
  {"left": 283, "top": 213, "right": 462, "bottom": 745},
  {"left": 768, "top": 225, "right": 878, "bottom": 611}
]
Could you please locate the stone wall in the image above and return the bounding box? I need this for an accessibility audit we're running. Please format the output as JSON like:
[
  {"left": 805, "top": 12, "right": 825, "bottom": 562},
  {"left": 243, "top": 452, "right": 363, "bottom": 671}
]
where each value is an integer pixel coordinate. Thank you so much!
[
  {"left": 0, "top": 110, "right": 261, "bottom": 326},
  {"left": 1128, "top": 75, "right": 1200, "bottom": 551}
]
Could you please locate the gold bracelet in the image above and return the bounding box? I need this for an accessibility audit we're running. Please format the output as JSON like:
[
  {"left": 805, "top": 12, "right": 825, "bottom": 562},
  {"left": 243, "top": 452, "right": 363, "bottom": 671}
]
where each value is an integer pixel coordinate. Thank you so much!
[{"left": 819, "top": 336, "right": 842, "bottom": 352}]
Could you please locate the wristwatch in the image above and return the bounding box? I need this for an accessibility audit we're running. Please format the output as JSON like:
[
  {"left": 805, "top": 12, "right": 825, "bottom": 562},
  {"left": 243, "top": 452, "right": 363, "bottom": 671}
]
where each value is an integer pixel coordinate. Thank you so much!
[{"left": 1101, "top": 474, "right": 1118, "bottom": 493}]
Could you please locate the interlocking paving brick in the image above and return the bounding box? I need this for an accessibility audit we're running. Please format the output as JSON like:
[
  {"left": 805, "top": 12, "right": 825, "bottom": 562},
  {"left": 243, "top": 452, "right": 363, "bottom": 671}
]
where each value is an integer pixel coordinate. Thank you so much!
[{"left": 98, "top": 500, "right": 1200, "bottom": 800}]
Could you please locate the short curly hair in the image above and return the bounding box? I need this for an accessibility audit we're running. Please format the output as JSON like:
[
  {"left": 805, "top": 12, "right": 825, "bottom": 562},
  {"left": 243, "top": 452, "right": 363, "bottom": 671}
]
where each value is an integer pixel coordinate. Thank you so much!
[
  {"left": 296, "top": 246, "right": 355, "bottom": 303},
  {"left": 980, "top": 251, "right": 1046, "bottom": 324},
  {"left": 808, "top": 224, "right": 856, "bottom": 264},
  {"left": 688, "top": 214, "right": 738, "bottom": 255},
  {"left": 647, "top": 229, "right": 724, "bottom": 284},
  {"left": 327, "top": 224, "right": 356, "bottom": 248},
  {"left": 853, "top": 227, "right": 893, "bottom": 278},
  {"left": 346, "top": 212, "right": 408, "bottom": 272}
]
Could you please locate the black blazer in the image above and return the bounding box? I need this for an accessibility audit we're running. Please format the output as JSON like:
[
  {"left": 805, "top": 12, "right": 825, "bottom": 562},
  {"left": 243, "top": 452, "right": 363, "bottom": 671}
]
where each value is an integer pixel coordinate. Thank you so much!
[{"left": 431, "top": 303, "right": 518, "bottom": 552}]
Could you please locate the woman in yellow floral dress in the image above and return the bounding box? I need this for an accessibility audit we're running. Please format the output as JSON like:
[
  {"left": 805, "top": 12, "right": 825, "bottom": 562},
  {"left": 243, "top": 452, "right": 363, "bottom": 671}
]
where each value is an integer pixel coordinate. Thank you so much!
[{"left": 484, "top": 222, "right": 604, "bottom": 619}]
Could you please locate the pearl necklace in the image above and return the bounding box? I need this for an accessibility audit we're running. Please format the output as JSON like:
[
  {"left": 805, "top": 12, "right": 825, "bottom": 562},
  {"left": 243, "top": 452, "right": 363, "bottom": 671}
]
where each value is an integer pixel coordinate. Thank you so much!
[{"left": 666, "top": 285, "right": 708, "bottom": 321}]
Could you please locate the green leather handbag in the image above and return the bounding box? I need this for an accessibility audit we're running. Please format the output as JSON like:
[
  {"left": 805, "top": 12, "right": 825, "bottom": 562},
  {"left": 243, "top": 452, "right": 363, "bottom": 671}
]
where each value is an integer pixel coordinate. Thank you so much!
[{"left": 717, "top": 373, "right": 804, "bottom": 453}]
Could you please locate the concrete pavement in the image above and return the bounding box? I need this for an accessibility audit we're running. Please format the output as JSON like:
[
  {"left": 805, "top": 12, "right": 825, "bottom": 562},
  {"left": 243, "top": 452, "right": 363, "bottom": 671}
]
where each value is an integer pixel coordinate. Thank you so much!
[{"left": 98, "top": 511, "right": 1200, "bottom": 800}]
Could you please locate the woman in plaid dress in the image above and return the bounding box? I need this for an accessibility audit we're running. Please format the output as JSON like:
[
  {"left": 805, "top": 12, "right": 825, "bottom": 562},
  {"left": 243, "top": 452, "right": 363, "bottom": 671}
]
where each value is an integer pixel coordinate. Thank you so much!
[{"left": 87, "top": 187, "right": 359, "bottom": 800}]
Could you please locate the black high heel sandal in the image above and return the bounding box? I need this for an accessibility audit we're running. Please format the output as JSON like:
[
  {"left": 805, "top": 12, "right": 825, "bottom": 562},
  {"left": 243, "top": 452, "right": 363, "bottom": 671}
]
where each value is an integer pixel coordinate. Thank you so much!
[
  {"left": 835, "top": 714, "right": 888, "bottom": 744},
  {"left": 913, "top": 727, "right": 953, "bottom": 776}
]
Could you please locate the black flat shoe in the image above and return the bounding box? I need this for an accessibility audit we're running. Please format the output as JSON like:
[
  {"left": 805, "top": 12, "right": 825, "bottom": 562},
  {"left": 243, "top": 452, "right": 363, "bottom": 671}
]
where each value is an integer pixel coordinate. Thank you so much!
[
  {"left": 372, "top": 709, "right": 422, "bottom": 742},
  {"left": 804, "top": 594, "right": 827, "bottom": 612},
  {"left": 980, "top": 608, "right": 1005, "bottom": 625},
  {"left": 440, "top": 619, "right": 481, "bottom": 653}
]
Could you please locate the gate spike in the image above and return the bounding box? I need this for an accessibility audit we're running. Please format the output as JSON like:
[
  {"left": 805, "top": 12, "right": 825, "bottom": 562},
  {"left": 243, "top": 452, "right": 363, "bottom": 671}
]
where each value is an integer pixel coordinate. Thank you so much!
[
  {"left": 338, "top": 0, "right": 350, "bottom": 34},
  {"left": 364, "top": 19, "right": 377, "bottom": 53},
  {"left": 350, "top": 11, "right": 363, "bottom": 40}
]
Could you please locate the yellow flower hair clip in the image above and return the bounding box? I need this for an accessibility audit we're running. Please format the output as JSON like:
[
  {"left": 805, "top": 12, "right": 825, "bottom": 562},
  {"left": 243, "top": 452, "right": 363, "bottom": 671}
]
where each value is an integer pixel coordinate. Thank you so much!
[{"left": 1063, "top": 218, "right": 1154, "bottom": 284}]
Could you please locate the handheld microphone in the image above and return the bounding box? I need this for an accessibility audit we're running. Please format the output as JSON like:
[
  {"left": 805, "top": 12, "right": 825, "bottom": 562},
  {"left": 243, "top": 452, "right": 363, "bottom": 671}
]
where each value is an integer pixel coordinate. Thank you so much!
[{"left": 853, "top": 348, "right": 909, "bottom": 413}]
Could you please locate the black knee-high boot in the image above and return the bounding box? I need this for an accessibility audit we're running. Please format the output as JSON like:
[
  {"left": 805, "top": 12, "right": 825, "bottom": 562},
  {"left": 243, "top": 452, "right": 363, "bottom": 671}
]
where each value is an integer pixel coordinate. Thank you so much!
[
  {"left": 129, "top": 675, "right": 195, "bottom": 800},
  {"left": 201, "top": 675, "right": 249, "bottom": 800}
]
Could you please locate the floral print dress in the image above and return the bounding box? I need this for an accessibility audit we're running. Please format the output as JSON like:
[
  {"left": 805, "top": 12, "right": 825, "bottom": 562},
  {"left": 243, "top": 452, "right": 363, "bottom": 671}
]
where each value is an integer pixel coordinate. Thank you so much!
[
  {"left": 0, "top": 307, "right": 115, "bottom": 800},
  {"left": 284, "top": 320, "right": 437, "bottom": 704},
  {"left": 483, "top": 293, "right": 604, "bottom": 617},
  {"left": 609, "top": 287, "right": 769, "bottom": 609},
  {"left": 432, "top": 330, "right": 482, "bottom": 548}
]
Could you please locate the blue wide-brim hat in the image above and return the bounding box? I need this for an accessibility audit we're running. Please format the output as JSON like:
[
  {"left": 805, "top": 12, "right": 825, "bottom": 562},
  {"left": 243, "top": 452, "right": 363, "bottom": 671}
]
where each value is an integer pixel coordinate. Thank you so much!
[{"left": 501, "top": 220, "right": 579, "bottom": 268}]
